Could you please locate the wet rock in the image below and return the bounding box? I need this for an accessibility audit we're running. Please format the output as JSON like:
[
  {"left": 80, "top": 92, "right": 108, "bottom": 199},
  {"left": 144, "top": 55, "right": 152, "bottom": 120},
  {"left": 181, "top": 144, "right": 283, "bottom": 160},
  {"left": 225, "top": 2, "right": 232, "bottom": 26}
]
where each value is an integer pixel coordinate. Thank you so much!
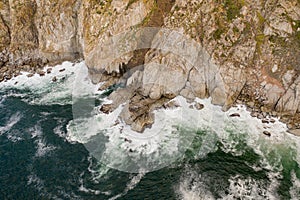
[
  {"left": 1, "top": 0, "right": 299, "bottom": 133},
  {"left": 263, "top": 131, "right": 271, "bottom": 137},
  {"left": 37, "top": 70, "right": 45, "bottom": 76},
  {"left": 229, "top": 113, "right": 240, "bottom": 117},
  {"left": 131, "top": 113, "right": 154, "bottom": 133},
  {"left": 287, "top": 129, "right": 300, "bottom": 136},
  {"left": 5, "top": 74, "right": 11, "bottom": 80},
  {"left": 164, "top": 100, "right": 180, "bottom": 109},
  {"left": 52, "top": 76, "right": 57, "bottom": 82},
  {"left": 257, "top": 113, "right": 264, "bottom": 119},
  {"left": 124, "top": 138, "right": 132, "bottom": 143},
  {"left": 194, "top": 103, "right": 204, "bottom": 110},
  {"left": 100, "top": 104, "right": 113, "bottom": 114},
  {"left": 47, "top": 68, "right": 52, "bottom": 74},
  {"left": 269, "top": 119, "right": 276, "bottom": 123},
  {"left": 262, "top": 112, "right": 267, "bottom": 118}
]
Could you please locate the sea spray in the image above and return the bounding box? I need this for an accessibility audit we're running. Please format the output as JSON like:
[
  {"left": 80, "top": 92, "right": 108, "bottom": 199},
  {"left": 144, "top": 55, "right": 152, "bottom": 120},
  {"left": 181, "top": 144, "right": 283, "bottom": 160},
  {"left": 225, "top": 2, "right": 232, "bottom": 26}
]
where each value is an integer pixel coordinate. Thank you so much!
[{"left": 1, "top": 61, "right": 300, "bottom": 199}]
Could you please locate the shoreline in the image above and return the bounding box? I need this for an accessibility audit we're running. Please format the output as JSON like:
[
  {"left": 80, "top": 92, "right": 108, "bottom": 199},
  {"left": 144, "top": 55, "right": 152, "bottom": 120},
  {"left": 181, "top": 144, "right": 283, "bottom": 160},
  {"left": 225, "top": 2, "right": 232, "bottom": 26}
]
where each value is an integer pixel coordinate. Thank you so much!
[{"left": 0, "top": 61, "right": 299, "bottom": 138}]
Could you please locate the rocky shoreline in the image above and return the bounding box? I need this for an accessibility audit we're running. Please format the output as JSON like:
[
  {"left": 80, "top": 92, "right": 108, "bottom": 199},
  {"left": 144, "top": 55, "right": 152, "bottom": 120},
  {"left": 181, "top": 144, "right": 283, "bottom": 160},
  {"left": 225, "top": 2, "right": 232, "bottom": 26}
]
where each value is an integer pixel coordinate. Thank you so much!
[
  {"left": 0, "top": 57, "right": 299, "bottom": 137},
  {"left": 0, "top": 0, "right": 300, "bottom": 135}
]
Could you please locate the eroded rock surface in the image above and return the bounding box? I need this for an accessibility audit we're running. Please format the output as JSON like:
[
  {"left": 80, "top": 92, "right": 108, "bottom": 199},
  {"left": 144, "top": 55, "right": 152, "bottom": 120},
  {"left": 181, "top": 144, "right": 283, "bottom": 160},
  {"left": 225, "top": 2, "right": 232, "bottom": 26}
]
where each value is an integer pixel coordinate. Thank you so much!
[{"left": 0, "top": 0, "right": 299, "bottom": 133}]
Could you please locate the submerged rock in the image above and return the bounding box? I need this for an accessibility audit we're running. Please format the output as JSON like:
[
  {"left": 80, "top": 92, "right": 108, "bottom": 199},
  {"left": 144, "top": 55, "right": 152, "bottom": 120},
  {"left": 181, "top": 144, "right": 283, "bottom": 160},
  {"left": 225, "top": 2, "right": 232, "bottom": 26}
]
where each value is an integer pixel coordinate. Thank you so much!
[
  {"left": 262, "top": 119, "right": 269, "bottom": 124},
  {"left": 37, "top": 70, "right": 45, "bottom": 76},
  {"left": 164, "top": 100, "right": 180, "bottom": 109},
  {"left": 52, "top": 76, "right": 57, "bottom": 82},
  {"left": 194, "top": 103, "right": 204, "bottom": 110},
  {"left": 229, "top": 113, "right": 240, "bottom": 117},
  {"left": 47, "top": 68, "right": 52, "bottom": 74},
  {"left": 100, "top": 104, "right": 113, "bottom": 114},
  {"left": 263, "top": 131, "right": 271, "bottom": 137}
]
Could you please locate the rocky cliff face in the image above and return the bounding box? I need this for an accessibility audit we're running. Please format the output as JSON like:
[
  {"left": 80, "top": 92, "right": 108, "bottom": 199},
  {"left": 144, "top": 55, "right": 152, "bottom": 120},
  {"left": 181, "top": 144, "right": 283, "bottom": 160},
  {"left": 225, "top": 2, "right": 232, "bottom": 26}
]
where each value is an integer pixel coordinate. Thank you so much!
[{"left": 0, "top": 0, "right": 300, "bottom": 133}]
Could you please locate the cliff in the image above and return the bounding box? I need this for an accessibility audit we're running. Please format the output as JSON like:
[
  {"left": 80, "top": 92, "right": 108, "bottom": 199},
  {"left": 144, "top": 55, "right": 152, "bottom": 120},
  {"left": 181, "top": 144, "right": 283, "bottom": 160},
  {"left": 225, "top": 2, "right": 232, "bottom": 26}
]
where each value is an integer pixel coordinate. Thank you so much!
[{"left": 0, "top": 0, "right": 300, "bottom": 134}]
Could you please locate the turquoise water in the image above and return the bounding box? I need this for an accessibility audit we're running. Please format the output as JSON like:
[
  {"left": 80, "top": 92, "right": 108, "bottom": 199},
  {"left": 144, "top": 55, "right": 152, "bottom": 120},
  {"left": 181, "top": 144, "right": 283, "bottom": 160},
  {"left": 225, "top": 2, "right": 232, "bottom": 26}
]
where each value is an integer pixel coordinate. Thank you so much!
[{"left": 0, "top": 63, "right": 300, "bottom": 199}]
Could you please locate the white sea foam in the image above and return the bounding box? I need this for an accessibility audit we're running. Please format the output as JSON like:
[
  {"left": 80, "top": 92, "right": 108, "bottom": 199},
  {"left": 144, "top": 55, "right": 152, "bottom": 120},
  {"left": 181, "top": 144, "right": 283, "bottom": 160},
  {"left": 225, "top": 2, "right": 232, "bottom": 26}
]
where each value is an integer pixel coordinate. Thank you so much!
[
  {"left": 0, "top": 112, "right": 24, "bottom": 142},
  {"left": 78, "top": 172, "right": 102, "bottom": 195},
  {"left": 53, "top": 119, "right": 68, "bottom": 140},
  {"left": 176, "top": 167, "right": 215, "bottom": 200},
  {"left": 0, "top": 95, "right": 6, "bottom": 107},
  {"left": 290, "top": 171, "right": 300, "bottom": 200},
  {"left": 108, "top": 172, "right": 145, "bottom": 200},
  {"left": 67, "top": 89, "right": 300, "bottom": 174},
  {"left": 3, "top": 59, "right": 298, "bottom": 197},
  {"left": 67, "top": 96, "right": 203, "bottom": 173},
  {"left": 28, "top": 124, "right": 56, "bottom": 157},
  {"left": 221, "top": 174, "right": 280, "bottom": 200},
  {"left": 0, "top": 61, "right": 85, "bottom": 105},
  {"left": 28, "top": 124, "right": 43, "bottom": 138},
  {"left": 27, "top": 173, "right": 45, "bottom": 192},
  {"left": 0, "top": 112, "right": 22, "bottom": 134},
  {"left": 176, "top": 166, "right": 282, "bottom": 200},
  {"left": 35, "top": 138, "right": 56, "bottom": 157},
  {"left": 63, "top": 63, "right": 300, "bottom": 196},
  {"left": 87, "top": 155, "right": 111, "bottom": 183},
  {"left": 27, "top": 173, "right": 79, "bottom": 200},
  {"left": 174, "top": 103, "right": 300, "bottom": 199},
  {"left": 6, "top": 130, "right": 23, "bottom": 142}
]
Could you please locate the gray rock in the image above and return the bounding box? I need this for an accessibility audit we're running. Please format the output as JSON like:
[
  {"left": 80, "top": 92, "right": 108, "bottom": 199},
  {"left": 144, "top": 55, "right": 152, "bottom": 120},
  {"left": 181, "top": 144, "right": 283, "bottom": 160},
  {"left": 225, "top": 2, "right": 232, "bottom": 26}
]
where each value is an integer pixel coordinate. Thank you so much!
[
  {"left": 257, "top": 113, "right": 264, "bottom": 119},
  {"left": 263, "top": 131, "right": 271, "bottom": 137},
  {"left": 194, "top": 103, "right": 204, "bottom": 110},
  {"left": 37, "top": 70, "right": 45, "bottom": 76},
  {"left": 229, "top": 113, "right": 240, "bottom": 117},
  {"left": 288, "top": 129, "right": 300, "bottom": 136},
  {"left": 52, "top": 76, "right": 57, "bottom": 82},
  {"left": 47, "top": 68, "right": 52, "bottom": 74}
]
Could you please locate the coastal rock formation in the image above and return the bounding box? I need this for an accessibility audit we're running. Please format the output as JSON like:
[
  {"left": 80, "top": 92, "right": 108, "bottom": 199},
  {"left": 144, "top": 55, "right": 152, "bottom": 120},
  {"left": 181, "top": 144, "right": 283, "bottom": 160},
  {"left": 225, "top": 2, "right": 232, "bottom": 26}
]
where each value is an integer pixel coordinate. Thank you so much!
[{"left": 0, "top": 0, "right": 300, "bottom": 132}]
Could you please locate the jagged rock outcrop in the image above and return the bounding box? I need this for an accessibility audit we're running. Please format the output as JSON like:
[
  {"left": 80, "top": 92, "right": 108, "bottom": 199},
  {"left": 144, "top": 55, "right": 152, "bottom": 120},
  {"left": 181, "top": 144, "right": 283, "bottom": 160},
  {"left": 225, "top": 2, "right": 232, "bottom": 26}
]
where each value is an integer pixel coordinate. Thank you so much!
[
  {"left": 0, "top": 0, "right": 299, "bottom": 133},
  {"left": 0, "top": 0, "right": 82, "bottom": 68},
  {"left": 35, "top": 0, "right": 82, "bottom": 63}
]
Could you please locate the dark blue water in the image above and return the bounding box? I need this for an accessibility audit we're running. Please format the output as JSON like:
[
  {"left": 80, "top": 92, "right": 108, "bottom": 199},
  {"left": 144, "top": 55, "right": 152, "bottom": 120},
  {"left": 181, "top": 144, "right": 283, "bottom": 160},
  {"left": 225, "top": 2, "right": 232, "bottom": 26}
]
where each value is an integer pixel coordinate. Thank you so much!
[{"left": 0, "top": 66, "right": 300, "bottom": 199}]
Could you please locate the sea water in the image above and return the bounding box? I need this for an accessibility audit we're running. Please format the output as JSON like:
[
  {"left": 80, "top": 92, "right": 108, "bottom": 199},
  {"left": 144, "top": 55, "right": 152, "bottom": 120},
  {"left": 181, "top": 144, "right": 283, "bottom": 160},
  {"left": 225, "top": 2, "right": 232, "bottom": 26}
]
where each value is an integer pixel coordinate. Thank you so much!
[{"left": 0, "top": 62, "right": 299, "bottom": 199}]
